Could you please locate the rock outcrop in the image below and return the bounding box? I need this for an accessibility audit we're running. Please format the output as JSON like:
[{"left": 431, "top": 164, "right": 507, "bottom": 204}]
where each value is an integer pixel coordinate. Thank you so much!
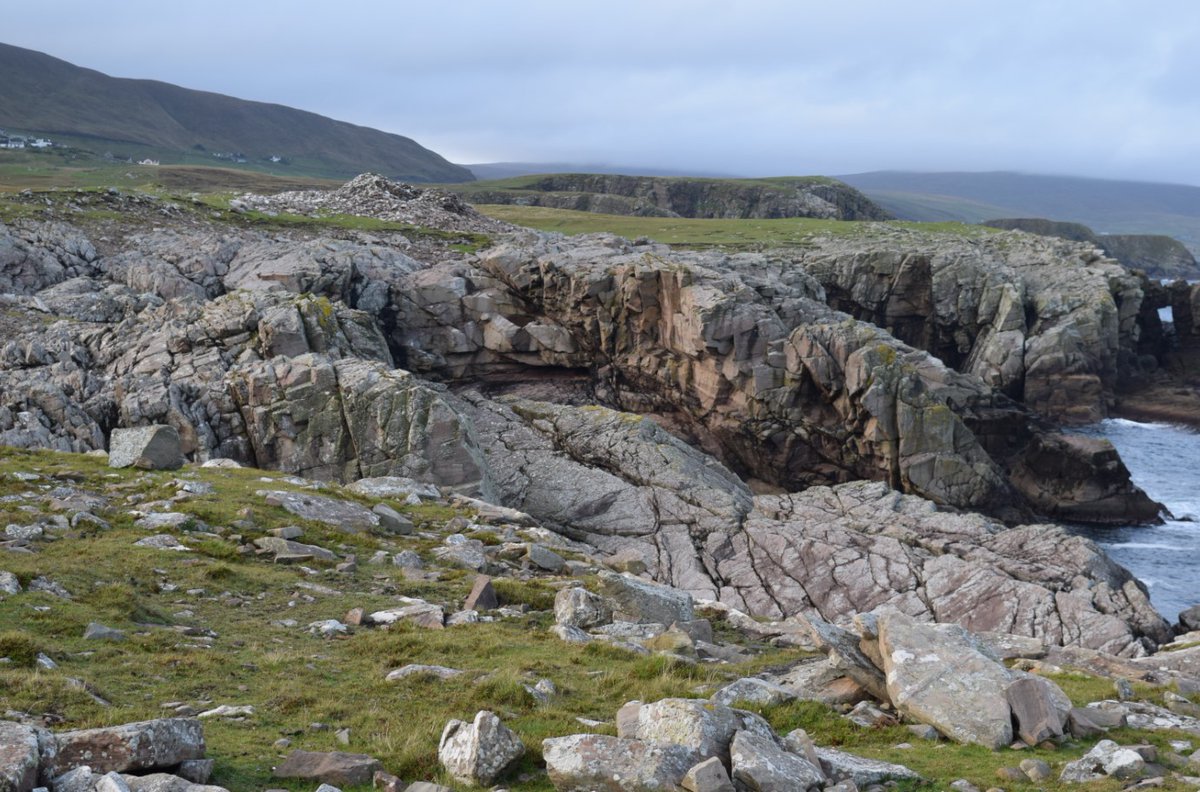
[
  {"left": 0, "top": 185, "right": 1180, "bottom": 658},
  {"left": 456, "top": 173, "right": 892, "bottom": 221}
]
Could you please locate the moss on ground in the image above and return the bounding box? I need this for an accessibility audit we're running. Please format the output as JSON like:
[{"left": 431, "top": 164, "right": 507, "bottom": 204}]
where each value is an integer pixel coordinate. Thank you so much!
[{"left": 1, "top": 447, "right": 1197, "bottom": 790}]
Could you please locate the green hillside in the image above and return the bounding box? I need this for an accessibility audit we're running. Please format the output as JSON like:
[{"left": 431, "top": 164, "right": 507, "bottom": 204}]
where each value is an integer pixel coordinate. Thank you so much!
[{"left": 0, "top": 42, "right": 473, "bottom": 183}]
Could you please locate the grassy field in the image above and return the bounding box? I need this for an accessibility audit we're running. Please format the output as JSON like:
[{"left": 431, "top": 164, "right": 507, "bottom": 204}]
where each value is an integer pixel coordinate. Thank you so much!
[
  {"left": 0, "top": 149, "right": 339, "bottom": 194},
  {"left": 476, "top": 204, "right": 999, "bottom": 249},
  {"left": 0, "top": 447, "right": 1197, "bottom": 791}
]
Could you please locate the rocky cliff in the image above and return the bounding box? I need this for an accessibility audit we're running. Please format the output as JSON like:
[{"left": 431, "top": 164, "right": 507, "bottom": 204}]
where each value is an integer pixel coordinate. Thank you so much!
[
  {"left": 984, "top": 218, "right": 1200, "bottom": 280},
  {"left": 454, "top": 174, "right": 891, "bottom": 220},
  {"left": 0, "top": 180, "right": 1180, "bottom": 652}
]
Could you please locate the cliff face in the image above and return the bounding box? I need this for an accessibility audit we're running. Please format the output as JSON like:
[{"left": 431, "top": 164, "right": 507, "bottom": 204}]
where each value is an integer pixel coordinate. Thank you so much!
[
  {"left": 0, "top": 181, "right": 1180, "bottom": 651},
  {"left": 1101, "top": 234, "right": 1200, "bottom": 280},
  {"left": 984, "top": 218, "right": 1200, "bottom": 280},
  {"left": 457, "top": 174, "right": 891, "bottom": 220}
]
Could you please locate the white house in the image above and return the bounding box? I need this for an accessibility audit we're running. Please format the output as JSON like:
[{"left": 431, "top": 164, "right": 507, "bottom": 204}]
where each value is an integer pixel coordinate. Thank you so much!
[{"left": 30, "top": 138, "right": 51, "bottom": 148}]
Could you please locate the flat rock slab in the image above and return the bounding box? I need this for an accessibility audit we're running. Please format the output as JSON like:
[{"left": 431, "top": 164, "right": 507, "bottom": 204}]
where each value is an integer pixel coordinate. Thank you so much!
[
  {"left": 47, "top": 717, "right": 206, "bottom": 776},
  {"left": 109, "top": 426, "right": 183, "bottom": 470},
  {"left": 273, "top": 749, "right": 382, "bottom": 786},
  {"left": 816, "top": 746, "right": 921, "bottom": 785},
  {"left": 543, "top": 734, "right": 695, "bottom": 792},
  {"left": 253, "top": 536, "right": 336, "bottom": 562},
  {"left": 347, "top": 476, "right": 439, "bottom": 500},
  {"left": 261, "top": 491, "right": 379, "bottom": 533}
]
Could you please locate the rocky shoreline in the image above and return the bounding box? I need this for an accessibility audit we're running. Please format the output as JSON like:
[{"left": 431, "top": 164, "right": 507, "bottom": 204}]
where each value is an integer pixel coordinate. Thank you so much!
[{"left": 1, "top": 175, "right": 1199, "bottom": 790}]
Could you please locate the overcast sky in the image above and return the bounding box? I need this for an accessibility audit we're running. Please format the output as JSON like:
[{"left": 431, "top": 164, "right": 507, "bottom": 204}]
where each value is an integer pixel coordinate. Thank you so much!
[{"left": 7, "top": 1, "right": 1200, "bottom": 183}]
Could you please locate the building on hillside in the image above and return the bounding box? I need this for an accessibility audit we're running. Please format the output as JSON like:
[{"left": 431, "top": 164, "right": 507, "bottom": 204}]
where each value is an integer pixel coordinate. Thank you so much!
[
  {"left": 138, "top": 158, "right": 160, "bottom": 166},
  {"left": 30, "top": 138, "right": 52, "bottom": 148}
]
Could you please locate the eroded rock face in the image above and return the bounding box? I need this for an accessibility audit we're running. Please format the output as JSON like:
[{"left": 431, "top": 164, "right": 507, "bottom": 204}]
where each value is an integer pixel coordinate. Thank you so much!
[
  {"left": 0, "top": 216, "right": 1175, "bottom": 655},
  {"left": 790, "top": 230, "right": 1147, "bottom": 422}
]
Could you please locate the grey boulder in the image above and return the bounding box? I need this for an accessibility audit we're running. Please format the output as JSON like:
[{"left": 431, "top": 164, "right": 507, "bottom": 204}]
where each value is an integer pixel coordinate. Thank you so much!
[
  {"left": 437, "top": 710, "right": 524, "bottom": 786},
  {"left": 108, "top": 426, "right": 183, "bottom": 470}
]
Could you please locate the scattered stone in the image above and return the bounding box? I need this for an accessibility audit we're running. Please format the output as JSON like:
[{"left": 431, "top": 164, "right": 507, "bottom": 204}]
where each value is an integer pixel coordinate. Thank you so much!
[
  {"left": 438, "top": 710, "right": 525, "bottom": 786},
  {"left": 83, "top": 622, "right": 126, "bottom": 641},
  {"left": 261, "top": 491, "right": 379, "bottom": 533},
  {"left": 798, "top": 613, "right": 888, "bottom": 701},
  {"left": 877, "top": 612, "right": 1015, "bottom": 748},
  {"left": 308, "top": 620, "right": 348, "bottom": 638},
  {"left": 1020, "top": 758, "right": 1052, "bottom": 782},
  {"left": 906, "top": 724, "right": 940, "bottom": 741},
  {"left": 551, "top": 624, "right": 591, "bottom": 644},
  {"left": 0, "top": 721, "right": 39, "bottom": 792},
  {"left": 269, "top": 526, "right": 304, "bottom": 540},
  {"left": 392, "top": 551, "right": 422, "bottom": 569},
  {"left": 1061, "top": 739, "right": 1146, "bottom": 782},
  {"left": 464, "top": 575, "right": 498, "bottom": 611},
  {"left": 347, "top": 476, "right": 438, "bottom": 500},
  {"left": 596, "top": 571, "right": 693, "bottom": 625},
  {"left": 372, "top": 504, "right": 413, "bottom": 535},
  {"left": 543, "top": 734, "right": 694, "bottom": 792},
  {"left": 108, "top": 426, "right": 184, "bottom": 470},
  {"left": 0, "top": 572, "right": 20, "bottom": 595},
  {"left": 433, "top": 536, "right": 488, "bottom": 572},
  {"left": 253, "top": 537, "right": 336, "bottom": 562},
  {"left": 730, "top": 729, "right": 824, "bottom": 791},
  {"left": 527, "top": 543, "right": 566, "bottom": 572},
  {"left": 134, "top": 514, "right": 194, "bottom": 531},
  {"left": 816, "top": 746, "right": 922, "bottom": 786},
  {"left": 193, "top": 705, "right": 252, "bottom": 720},
  {"left": 1006, "top": 676, "right": 1065, "bottom": 744},
  {"left": 273, "top": 750, "right": 382, "bottom": 787},
  {"left": 368, "top": 600, "right": 444, "bottom": 629},
  {"left": 200, "top": 458, "right": 241, "bottom": 468},
  {"left": 402, "top": 784, "right": 453, "bottom": 792},
  {"left": 5, "top": 523, "right": 43, "bottom": 541},
  {"left": 176, "top": 758, "right": 215, "bottom": 784},
  {"left": 95, "top": 772, "right": 132, "bottom": 792},
  {"left": 28, "top": 576, "right": 70, "bottom": 598},
  {"left": 710, "top": 677, "right": 796, "bottom": 708},
  {"left": 134, "top": 535, "right": 190, "bottom": 551},
  {"left": 386, "top": 665, "right": 463, "bottom": 682},
  {"left": 682, "top": 755, "right": 735, "bottom": 792},
  {"left": 844, "top": 701, "right": 896, "bottom": 729}
]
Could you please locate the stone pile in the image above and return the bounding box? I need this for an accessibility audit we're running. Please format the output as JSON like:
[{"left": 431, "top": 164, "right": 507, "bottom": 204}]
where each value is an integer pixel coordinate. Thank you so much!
[
  {"left": 542, "top": 696, "right": 919, "bottom": 792},
  {"left": 235, "top": 173, "right": 510, "bottom": 234}
]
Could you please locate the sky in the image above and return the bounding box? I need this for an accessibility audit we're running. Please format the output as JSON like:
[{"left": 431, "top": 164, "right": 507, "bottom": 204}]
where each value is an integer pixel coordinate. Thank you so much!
[{"left": 6, "top": 0, "right": 1200, "bottom": 184}]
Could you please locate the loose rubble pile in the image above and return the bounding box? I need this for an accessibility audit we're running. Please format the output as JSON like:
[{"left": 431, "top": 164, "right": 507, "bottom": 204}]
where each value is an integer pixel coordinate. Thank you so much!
[{"left": 234, "top": 173, "right": 511, "bottom": 234}]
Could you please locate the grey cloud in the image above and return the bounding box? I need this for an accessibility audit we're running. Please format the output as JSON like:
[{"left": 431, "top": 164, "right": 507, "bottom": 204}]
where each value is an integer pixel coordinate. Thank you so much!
[{"left": 6, "top": 0, "right": 1200, "bottom": 182}]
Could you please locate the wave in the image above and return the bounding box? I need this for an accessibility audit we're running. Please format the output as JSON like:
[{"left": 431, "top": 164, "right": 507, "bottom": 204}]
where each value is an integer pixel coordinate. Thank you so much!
[{"left": 1100, "top": 541, "right": 1187, "bottom": 551}]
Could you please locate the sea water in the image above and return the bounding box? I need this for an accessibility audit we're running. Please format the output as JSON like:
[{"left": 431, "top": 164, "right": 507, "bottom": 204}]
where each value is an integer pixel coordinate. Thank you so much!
[{"left": 1071, "top": 418, "right": 1200, "bottom": 623}]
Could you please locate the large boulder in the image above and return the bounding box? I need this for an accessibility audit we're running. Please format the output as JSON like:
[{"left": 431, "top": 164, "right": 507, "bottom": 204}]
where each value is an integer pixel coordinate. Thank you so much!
[
  {"left": 0, "top": 721, "right": 40, "bottom": 792},
  {"left": 876, "top": 613, "right": 1016, "bottom": 748},
  {"left": 272, "top": 750, "right": 382, "bottom": 787},
  {"left": 619, "top": 698, "right": 775, "bottom": 767},
  {"left": 729, "top": 730, "right": 824, "bottom": 792},
  {"left": 597, "top": 572, "right": 694, "bottom": 626},
  {"left": 108, "top": 426, "right": 184, "bottom": 470},
  {"left": 542, "top": 734, "right": 694, "bottom": 792},
  {"left": 437, "top": 711, "right": 524, "bottom": 786},
  {"left": 46, "top": 718, "right": 205, "bottom": 777}
]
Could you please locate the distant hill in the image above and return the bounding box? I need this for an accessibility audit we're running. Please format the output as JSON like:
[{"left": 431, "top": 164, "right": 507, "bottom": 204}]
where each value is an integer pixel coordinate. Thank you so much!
[
  {"left": 447, "top": 173, "right": 890, "bottom": 221},
  {"left": 0, "top": 42, "right": 472, "bottom": 183},
  {"left": 464, "top": 162, "right": 739, "bottom": 180},
  {"left": 839, "top": 171, "right": 1200, "bottom": 254}
]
